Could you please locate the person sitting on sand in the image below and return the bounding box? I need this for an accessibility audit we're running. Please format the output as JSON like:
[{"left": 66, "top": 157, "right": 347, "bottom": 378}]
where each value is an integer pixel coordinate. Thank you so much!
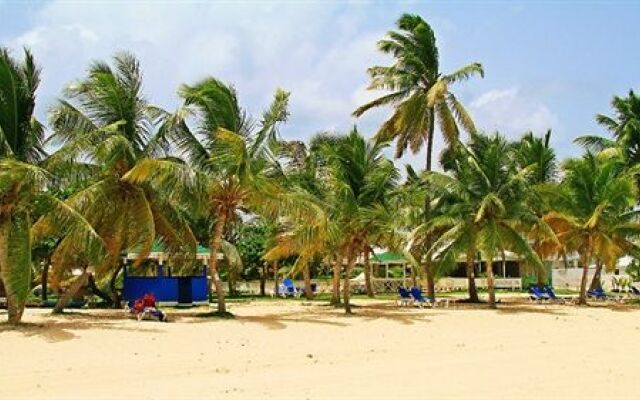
[{"left": 130, "top": 293, "right": 167, "bottom": 322}]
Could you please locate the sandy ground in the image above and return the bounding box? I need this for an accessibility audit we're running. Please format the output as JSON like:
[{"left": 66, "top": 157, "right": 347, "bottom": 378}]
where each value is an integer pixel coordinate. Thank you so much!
[{"left": 1, "top": 299, "right": 639, "bottom": 400}]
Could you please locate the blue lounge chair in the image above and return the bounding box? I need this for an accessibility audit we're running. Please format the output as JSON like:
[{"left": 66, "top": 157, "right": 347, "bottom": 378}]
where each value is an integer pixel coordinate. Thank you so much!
[
  {"left": 397, "top": 286, "right": 412, "bottom": 307},
  {"left": 410, "top": 287, "right": 435, "bottom": 308},
  {"left": 544, "top": 286, "right": 572, "bottom": 303},
  {"left": 529, "top": 286, "right": 550, "bottom": 302},
  {"left": 279, "top": 278, "right": 300, "bottom": 298},
  {"left": 587, "top": 287, "right": 613, "bottom": 301}
]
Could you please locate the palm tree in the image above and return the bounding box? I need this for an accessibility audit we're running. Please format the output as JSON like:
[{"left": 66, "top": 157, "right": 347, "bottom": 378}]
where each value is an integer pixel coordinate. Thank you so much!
[
  {"left": 44, "top": 52, "right": 195, "bottom": 311},
  {"left": 576, "top": 90, "right": 640, "bottom": 171},
  {"left": 353, "top": 13, "right": 483, "bottom": 297},
  {"left": 125, "top": 78, "right": 298, "bottom": 314},
  {"left": 422, "top": 133, "right": 543, "bottom": 307},
  {"left": 0, "top": 48, "right": 104, "bottom": 323},
  {"left": 320, "top": 128, "right": 399, "bottom": 313},
  {"left": 512, "top": 130, "right": 560, "bottom": 287},
  {"left": 544, "top": 153, "right": 640, "bottom": 304},
  {"left": 263, "top": 137, "right": 337, "bottom": 300}
]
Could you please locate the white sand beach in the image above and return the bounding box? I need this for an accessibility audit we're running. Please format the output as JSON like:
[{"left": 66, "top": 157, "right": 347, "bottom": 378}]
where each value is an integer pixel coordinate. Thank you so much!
[{"left": 1, "top": 300, "right": 638, "bottom": 400}]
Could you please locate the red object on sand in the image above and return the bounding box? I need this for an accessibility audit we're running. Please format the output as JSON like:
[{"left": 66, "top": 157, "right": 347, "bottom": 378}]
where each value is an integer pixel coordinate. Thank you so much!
[{"left": 142, "top": 293, "right": 156, "bottom": 308}]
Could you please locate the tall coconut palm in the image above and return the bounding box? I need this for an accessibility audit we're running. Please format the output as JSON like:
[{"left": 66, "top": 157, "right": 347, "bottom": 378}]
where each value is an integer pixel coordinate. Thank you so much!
[
  {"left": 44, "top": 53, "right": 195, "bottom": 311},
  {"left": 353, "top": 13, "right": 483, "bottom": 297},
  {"left": 353, "top": 14, "right": 483, "bottom": 168},
  {"left": 422, "top": 133, "right": 543, "bottom": 307},
  {"left": 0, "top": 48, "right": 104, "bottom": 323},
  {"left": 544, "top": 153, "right": 640, "bottom": 305},
  {"left": 125, "top": 78, "right": 300, "bottom": 314}
]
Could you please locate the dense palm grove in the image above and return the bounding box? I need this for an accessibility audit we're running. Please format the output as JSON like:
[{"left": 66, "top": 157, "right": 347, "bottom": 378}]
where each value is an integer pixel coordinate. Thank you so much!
[{"left": 1, "top": 14, "right": 640, "bottom": 323}]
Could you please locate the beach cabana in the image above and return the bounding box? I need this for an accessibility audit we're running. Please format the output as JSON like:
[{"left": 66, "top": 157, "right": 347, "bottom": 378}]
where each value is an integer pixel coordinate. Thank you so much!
[
  {"left": 370, "top": 251, "right": 410, "bottom": 279},
  {"left": 122, "top": 244, "right": 219, "bottom": 306}
]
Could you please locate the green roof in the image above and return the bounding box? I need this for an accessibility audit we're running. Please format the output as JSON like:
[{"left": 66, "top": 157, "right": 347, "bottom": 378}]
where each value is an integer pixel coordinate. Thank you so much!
[
  {"left": 371, "top": 251, "right": 407, "bottom": 264},
  {"left": 146, "top": 242, "right": 210, "bottom": 255}
]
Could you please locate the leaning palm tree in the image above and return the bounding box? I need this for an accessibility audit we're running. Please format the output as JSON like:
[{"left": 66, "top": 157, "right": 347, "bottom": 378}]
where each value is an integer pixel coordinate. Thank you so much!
[
  {"left": 544, "top": 152, "right": 640, "bottom": 305},
  {"left": 0, "top": 48, "right": 104, "bottom": 323},
  {"left": 125, "top": 78, "right": 301, "bottom": 314},
  {"left": 422, "top": 133, "right": 543, "bottom": 307},
  {"left": 353, "top": 13, "right": 483, "bottom": 296},
  {"left": 44, "top": 53, "right": 195, "bottom": 311}
]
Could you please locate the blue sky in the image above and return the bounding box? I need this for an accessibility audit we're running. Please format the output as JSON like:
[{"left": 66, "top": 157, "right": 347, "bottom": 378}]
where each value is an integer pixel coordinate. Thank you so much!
[{"left": 1, "top": 0, "right": 639, "bottom": 169}]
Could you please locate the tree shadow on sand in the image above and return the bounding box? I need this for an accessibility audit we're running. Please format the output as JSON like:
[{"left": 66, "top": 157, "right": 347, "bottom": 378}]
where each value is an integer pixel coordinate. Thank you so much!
[
  {"left": 0, "top": 312, "right": 164, "bottom": 343},
  {"left": 176, "top": 302, "right": 434, "bottom": 329}
]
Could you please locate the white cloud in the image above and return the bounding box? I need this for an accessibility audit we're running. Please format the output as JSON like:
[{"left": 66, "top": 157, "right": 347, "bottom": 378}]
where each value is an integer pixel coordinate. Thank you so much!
[
  {"left": 470, "top": 86, "right": 559, "bottom": 137},
  {"left": 6, "top": 1, "right": 397, "bottom": 143}
]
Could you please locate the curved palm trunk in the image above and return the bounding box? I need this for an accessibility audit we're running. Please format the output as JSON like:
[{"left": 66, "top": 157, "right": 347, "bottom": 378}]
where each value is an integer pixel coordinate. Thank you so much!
[
  {"left": 578, "top": 248, "right": 592, "bottom": 305},
  {"left": 486, "top": 260, "right": 496, "bottom": 308},
  {"left": 343, "top": 246, "right": 356, "bottom": 314},
  {"left": 53, "top": 268, "right": 89, "bottom": 314},
  {"left": 330, "top": 255, "right": 341, "bottom": 305},
  {"left": 303, "top": 263, "right": 313, "bottom": 300},
  {"left": 209, "top": 214, "right": 227, "bottom": 313},
  {"left": 109, "top": 264, "right": 123, "bottom": 309},
  {"left": 466, "top": 250, "right": 480, "bottom": 303},
  {"left": 363, "top": 248, "right": 374, "bottom": 298},
  {"left": 589, "top": 259, "right": 604, "bottom": 291},
  {"left": 87, "top": 273, "right": 112, "bottom": 305}
]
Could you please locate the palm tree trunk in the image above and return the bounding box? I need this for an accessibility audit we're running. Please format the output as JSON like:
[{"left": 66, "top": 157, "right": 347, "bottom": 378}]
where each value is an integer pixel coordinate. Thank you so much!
[
  {"left": 41, "top": 258, "right": 50, "bottom": 303},
  {"left": 87, "top": 273, "right": 112, "bottom": 305},
  {"left": 466, "top": 250, "right": 480, "bottom": 302},
  {"left": 53, "top": 269, "right": 89, "bottom": 314},
  {"left": 424, "top": 260, "right": 436, "bottom": 299},
  {"left": 363, "top": 248, "right": 374, "bottom": 298},
  {"left": 0, "top": 217, "right": 23, "bottom": 324},
  {"left": 589, "top": 259, "right": 604, "bottom": 291},
  {"left": 259, "top": 264, "right": 266, "bottom": 296},
  {"left": 578, "top": 249, "right": 592, "bottom": 305},
  {"left": 209, "top": 214, "right": 227, "bottom": 313},
  {"left": 331, "top": 255, "right": 341, "bottom": 305},
  {"left": 343, "top": 246, "right": 356, "bottom": 314},
  {"left": 109, "top": 264, "right": 123, "bottom": 309},
  {"left": 410, "top": 265, "right": 418, "bottom": 287},
  {"left": 303, "top": 263, "right": 313, "bottom": 300},
  {"left": 486, "top": 260, "right": 496, "bottom": 308},
  {"left": 425, "top": 107, "right": 435, "bottom": 172},
  {"left": 273, "top": 260, "right": 279, "bottom": 296}
]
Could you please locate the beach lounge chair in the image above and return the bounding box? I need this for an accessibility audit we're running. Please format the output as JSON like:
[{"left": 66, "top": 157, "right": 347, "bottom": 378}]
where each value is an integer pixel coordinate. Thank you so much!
[
  {"left": 587, "top": 287, "right": 607, "bottom": 300},
  {"left": 410, "top": 287, "right": 435, "bottom": 308},
  {"left": 631, "top": 285, "right": 640, "bottom": 297},
  {"left": 529, "top": 286, "right": 550, "bottom": 302},
  {"left": 397, "top": 286, "right": 413, "bottom": 307},
  {"left": 544, "top": 286, "right": 573, "bottom": 303},
  {"left": 279, "top": 278, "right": 300, "bottom": 298}
]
